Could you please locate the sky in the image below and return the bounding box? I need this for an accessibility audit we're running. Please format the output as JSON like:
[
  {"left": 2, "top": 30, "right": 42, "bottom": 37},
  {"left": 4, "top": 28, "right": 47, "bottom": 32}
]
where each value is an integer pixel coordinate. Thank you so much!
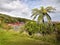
[{"left": 0, "top": 0, "right": 60, "bottom": 21}]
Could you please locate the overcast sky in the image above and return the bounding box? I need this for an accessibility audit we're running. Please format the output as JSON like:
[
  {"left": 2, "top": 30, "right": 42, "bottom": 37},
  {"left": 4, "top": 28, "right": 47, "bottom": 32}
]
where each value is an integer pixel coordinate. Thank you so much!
[{"left": 0, "top": 0, "right": 60, "bottom": 21}]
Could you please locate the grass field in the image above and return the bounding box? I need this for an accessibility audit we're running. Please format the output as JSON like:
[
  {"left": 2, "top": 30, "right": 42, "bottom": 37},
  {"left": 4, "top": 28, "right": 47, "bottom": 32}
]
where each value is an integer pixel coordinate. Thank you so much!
[{"left": 0, "top": 29, "right": 59, "bottom": 45}]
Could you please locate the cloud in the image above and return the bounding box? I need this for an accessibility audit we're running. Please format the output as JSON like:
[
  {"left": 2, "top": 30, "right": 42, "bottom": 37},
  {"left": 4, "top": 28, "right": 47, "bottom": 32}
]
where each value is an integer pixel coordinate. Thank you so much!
[
  {"left": 0, "top": 0, "right": 31, "bottom": 19},
  {"left": 37, "top": 0, "right": 60, "bottom": 21},
  {"left": 23, "top": 0, "right": 60, "bottom": 21},
  {"left": 0, "top": 0, "right": 60, "bottom": 21}
]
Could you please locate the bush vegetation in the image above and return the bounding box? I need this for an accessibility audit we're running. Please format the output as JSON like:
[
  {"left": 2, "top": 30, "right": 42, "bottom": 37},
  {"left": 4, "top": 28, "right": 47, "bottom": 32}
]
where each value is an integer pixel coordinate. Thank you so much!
[{"left": 24, "top": 21, "right": 54, "bottom": 35}]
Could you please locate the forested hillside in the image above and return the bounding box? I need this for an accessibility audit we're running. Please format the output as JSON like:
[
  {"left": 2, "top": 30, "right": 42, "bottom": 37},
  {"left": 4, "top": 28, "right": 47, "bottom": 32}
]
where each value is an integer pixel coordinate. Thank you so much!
[{"left": 0, "top": 13, "right": 33, "bottom": 23}]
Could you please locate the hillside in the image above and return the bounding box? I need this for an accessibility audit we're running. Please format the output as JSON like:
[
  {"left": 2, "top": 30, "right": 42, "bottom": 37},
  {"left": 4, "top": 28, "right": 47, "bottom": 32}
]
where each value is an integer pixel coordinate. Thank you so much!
[{"left": 0, "top": 13, "right": 33, "bottom": 23}]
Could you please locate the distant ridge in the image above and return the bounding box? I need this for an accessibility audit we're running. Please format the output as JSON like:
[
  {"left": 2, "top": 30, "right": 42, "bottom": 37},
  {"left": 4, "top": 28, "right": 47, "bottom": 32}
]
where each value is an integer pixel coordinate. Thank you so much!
[{"left": 0, "top": 13, "right": 33, "bottom": 23}]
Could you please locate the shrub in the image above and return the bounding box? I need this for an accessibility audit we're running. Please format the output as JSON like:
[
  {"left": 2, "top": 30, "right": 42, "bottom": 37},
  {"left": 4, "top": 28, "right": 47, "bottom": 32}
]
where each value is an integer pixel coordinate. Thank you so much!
[
  {"left": 24, "top": 21, "right": 39, "bottom": 35},
  {"left": 24, "top": 21, "right": 55, "bottom": 36}
]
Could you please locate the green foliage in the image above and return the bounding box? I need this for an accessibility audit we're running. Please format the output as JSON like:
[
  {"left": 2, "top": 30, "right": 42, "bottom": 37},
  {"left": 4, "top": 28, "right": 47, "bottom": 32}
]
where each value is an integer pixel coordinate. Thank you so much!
[
  {"left": 0, "top": 13, "right": 33, "bottom": 23},
  {"left": 31, "top": 6, "right": 55, "bottom": 23},
  {"left": 25, "top": 21, "right": 39, "bottom": 35},
  {"left": 54, "top": 23, "right": 60, "bottom": 42},
  {"left": 31, "top": 6, "right": 56, "bottom": 35},
  {"left": 24, "top": 21, "right": 54, "bottom": 35},
  {"left": 38, "top": 23, "right": 54, "bottom": 35}
]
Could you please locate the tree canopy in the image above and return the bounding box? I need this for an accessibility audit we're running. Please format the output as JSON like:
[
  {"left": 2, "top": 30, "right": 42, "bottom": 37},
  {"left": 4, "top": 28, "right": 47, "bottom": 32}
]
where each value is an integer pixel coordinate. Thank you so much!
[{"left": 31, "top": 6, "right": 56, "bottom": 24}]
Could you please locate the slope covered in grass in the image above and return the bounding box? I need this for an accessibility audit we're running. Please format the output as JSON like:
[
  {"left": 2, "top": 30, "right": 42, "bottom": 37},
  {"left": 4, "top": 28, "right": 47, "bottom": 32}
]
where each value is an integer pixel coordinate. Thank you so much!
[{"left": 0, "top": 29, "right": 56, "bottom": 45}]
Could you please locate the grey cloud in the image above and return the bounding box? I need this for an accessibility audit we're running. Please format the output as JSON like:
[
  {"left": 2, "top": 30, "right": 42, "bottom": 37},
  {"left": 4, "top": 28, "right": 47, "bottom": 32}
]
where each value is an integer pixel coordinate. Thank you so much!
[
  {"left": 0, "top": 0, "right": 60, "bottom": 21},
  {"left": 0, "top": 0, "right": 16, "bottom": 3},
  {"left": 0, "top": 0, "right": 17, "bottom": 12},
  {"left": 56, "top": 0, "right": 60, "bottom": 3},
  {"left": 0, "top": 0, "right": 31, "bottom": 19}
]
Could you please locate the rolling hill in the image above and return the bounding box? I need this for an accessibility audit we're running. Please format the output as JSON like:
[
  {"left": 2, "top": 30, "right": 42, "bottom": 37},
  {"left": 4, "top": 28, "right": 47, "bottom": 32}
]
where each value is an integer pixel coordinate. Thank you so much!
[{"left": 0, "top": 13, "right": 33, "bottom": 23}]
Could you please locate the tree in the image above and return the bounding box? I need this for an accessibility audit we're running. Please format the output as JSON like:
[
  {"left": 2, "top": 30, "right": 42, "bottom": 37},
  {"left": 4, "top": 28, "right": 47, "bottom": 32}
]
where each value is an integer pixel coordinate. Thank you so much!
[
  {"left": 31, "top": 6, "right": 56, "bottom": 24},
  {"left": 31, "top": 6, "right": 56, "bottom": 35}
]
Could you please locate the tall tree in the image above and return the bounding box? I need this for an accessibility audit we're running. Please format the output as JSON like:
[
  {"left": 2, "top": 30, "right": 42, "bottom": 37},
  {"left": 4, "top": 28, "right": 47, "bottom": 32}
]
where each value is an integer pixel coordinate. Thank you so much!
[{"left": 31, "top": 6, "right": 56, "bottom": 24}]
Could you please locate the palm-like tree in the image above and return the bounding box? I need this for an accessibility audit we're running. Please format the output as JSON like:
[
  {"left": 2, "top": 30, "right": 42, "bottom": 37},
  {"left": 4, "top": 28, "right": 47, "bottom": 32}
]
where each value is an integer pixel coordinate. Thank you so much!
[{"left": 31, "top": 6, "right": 56, "bottom": 24}]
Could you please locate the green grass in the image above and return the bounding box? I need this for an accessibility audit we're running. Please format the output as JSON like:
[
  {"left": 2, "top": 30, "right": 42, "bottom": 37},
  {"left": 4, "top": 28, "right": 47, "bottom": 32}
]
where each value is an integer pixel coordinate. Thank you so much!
[{"left": 0, "top": 29, "right": 58, "bottom": 45}]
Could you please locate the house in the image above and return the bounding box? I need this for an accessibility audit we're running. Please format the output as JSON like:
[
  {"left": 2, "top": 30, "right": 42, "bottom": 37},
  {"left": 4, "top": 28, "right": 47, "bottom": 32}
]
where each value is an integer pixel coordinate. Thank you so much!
[{"left": 8, "top": 22, "right": 24, "bottom": 30}]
